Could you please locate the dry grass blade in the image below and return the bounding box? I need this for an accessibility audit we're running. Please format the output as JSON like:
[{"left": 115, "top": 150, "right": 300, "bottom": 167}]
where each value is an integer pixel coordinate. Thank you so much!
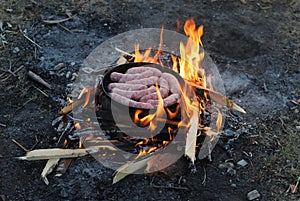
[
  {"left": 113, "top": 157, "right": 151, "bottom": 184},
  {"left": 187, "top": 81, "right": 246, "bottom": 113},
  {"left": 185, "top": 108, "right": 199, "bottom": 163}
]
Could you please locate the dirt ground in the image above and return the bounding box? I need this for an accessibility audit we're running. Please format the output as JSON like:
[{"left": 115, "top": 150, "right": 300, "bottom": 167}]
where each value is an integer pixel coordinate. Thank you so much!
[{"left": 0, "top": 0, "right": 299, "bottom": 200}]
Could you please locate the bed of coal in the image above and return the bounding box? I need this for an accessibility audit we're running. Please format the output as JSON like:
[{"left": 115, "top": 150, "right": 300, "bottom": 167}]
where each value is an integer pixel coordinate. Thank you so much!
[{"left": 0, "top": 0, "right": 299, "bottom": 200}]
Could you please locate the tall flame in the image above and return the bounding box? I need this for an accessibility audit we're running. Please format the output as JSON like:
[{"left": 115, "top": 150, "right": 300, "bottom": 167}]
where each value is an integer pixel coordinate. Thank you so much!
[
  {"left": 176, "top": 18, "right": 205, "bottom": 86},
  {"left": 130, "top": 18, "right": 220, "bottom": 157}
]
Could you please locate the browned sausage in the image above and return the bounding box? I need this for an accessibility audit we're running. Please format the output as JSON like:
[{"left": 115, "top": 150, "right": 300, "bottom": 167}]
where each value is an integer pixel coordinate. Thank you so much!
[
  {"left": 147, "top": 93, "right": 180, "bottom": 107},
  {"left": 126, "top": 66, "right": 162, "bottom": 77},
  {"left": 111, "top": 86, "right": 156, "bottom": 100},
  {"left": 139, "top": 88, "right": 169, "bottom": 102},
  {"left": 110, "top": 93, "right": 154, "bottom": 109},
  {"left": 162, "top": 73, "right": 181, "bottom": 94},
  {"left": 126, "top": 76, "right": 159, "bottom": 86},
  {"left": 108, "top": 83, "right": 147, "bottom": 91}
]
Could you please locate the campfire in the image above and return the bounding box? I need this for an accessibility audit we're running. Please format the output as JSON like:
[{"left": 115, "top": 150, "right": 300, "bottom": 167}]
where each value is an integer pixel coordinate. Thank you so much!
[{"left": 19, "top": 18, "right": 245, "bottom": 184}]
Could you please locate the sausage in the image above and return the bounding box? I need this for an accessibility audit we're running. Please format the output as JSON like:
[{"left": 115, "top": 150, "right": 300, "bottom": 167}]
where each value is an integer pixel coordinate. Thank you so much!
[
  {"left": 147, "top": 93, "right": 180, "bottom": 107},
  {"left": 110, "top": 70, "right": 154, "bottom": 82},
  {"left": 162, "top": 73, "right": 181, "bottom": 94},
  {"left": 111, "top": 86, "right": 156, "bottom": 100},
  {"left": 119, "top": 70, "right": 154, "bottom": 82},
  {"left": 108, "top": 83, "right": 147, "bottom": 91},
  {"left": 126, "top": 76, "right": 159, "bottom": 86},
  {"left": 110, "top": 72, "right": 123, "bottom": 81},
  {"left": 126, "top": 66, "right": 162, "bottom": 77},
  {"left": 158, "top": 77, "right": 169, "bottom": 89},
  {"left": 110, "top": 93, "right": 154, "bottom": 109},
  {"left": 139, "top": 88, "right": 169, "bottom": 102}
]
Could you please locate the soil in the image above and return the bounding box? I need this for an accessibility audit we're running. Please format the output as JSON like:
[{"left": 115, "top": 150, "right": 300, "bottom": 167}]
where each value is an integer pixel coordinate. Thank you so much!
[{"left": 0, "top": 0, "right": 299, "bottom": 200}]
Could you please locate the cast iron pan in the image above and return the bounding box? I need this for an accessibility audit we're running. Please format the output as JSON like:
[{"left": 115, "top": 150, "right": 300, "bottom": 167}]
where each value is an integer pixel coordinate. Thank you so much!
[{"left": 100, "top": 62, "right": 192, "bottom": 139}]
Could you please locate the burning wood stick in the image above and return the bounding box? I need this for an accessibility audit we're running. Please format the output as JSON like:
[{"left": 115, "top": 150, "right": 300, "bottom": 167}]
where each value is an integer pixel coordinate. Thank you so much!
[
  {"left": 18, "top": 146, "right": 117, "bottom": 161},
  {"left": 187, "top": 81, "right": 246, "bottom": 113},
  {"left": 41, "top": 158, "right": 60, "bottom": 185},
  {"left": 184, "top": 102, "right": 199, "bottom": 163},
  {"left": 59, "top": 98, "right": 85, "bottom": 115},
  {"left": 115, "top": 47, "right": 135, "bottom": 62},
  {"left": 28, "top": 70, "right": 51, "bottom": 89}
]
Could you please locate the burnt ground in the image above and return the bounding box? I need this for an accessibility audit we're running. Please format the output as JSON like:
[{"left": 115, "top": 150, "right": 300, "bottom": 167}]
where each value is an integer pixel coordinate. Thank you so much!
[{"left": 0, "top": 0, "right": 299, "bottom": 200}]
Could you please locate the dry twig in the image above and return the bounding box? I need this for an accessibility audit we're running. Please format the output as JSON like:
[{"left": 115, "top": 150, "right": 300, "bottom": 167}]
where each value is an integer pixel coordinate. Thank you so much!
[
  {"left": 28, "top": 71, "right": 51, "bottom": 89},
  {"left": 20, "top": 30, "right": 42, "bottom": 49},
  {"left": 0, "top": 65, "right": 24, "bottom": 82},
  {"left": 12, "top": 139, "right": 29, "bottom": 152}
]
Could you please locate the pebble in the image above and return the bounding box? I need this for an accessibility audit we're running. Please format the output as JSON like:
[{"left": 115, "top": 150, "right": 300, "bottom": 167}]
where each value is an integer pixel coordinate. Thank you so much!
[
  {"left": 227, "top": 167, "right": 236, "bottom": 176},
  {"left": 71, "top": 72, "right": 78, "bottom": 81},
  {"left": 83, "top": 168, "right": 93, "bottom": 177},
  {"left": 81, "top": 67, "right": 94, "bottom": 74},
  {"left": 225, "top": 129, "right": 235, "bottom": 137},
  {"left": 247, "top": 189, "right": 260, "bottom": 200},
  {"left": 53, "top": 63, "right": 64, "bottom": 71},
  {"left": 13, "top": 47, "right": 20, "bottom": 53},
  {"left": 231, "top": 183, "right": 237, "bottom": 188},
  {"left": 66, "top": 71, "right": 72, "bottom": 79},
  {"left": 296, "top": 126, "right": 300, "bottom": 130},
  {"left": 60, "top": 188, "right": 68, "bottom": 198},
  {"left": 237, "top": 159, "right": 248, "bottom": 167},
  {"left": 218, "top": 162, "right": 234, "bottom": 170}
]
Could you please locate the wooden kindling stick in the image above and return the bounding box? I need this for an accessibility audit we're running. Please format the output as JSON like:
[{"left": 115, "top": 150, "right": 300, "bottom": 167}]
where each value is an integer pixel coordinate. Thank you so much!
[{"left": 18, "top": 146, "right": 117, "bottom": 161}]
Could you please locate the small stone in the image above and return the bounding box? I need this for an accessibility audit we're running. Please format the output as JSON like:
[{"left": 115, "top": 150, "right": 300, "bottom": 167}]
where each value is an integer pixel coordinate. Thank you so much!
[
  {"left": 83, "top": 168, "right": 93, "bottom": 177},
  {"left": 71, "top": 72, "right": 78, "bottom": 81},
  {"left": 81, "top": 67, "right": 94, "bottom": 74},
  {"left": 65, "top": 71, "right": 72, "bottom": 79},
  {"left": 13, "top": 47, "right": 20, "bottom": 53},
  {"left": 71, "top": 62, "right": 75, "bottom": 66},
  {"left": 49, "top": 71, "right": 56, "bottom": 75},
  {"left": 53, "top": 63, "right": 64, "bottom": 71},
  {"left": 296, "top": 126, "right": 300, "bottom": 130},
  {"left": 60, "top": 188, "right": 68, "bottom": 198},
  {"left": 247, "top": 189, "right": 260, "bottom": 200},
  {"left": 227, "top": 167, "right": 236, "bottom": 176},
  {"left": 231, "top": 183, "right": 237, "bottom": 188},
  {"left": 237, "top": 159, "right": 248, "bottom": 167},
  {"left": 225, "top": 129, "right": 235, "bottom": 137}
]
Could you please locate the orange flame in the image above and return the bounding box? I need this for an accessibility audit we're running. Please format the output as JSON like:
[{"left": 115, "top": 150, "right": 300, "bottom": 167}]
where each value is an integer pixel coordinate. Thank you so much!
[
  {"left": 78, "top": 87, "right": 91, "bottom": 108},
  {"left": 74, "top": 122, "right": 81, "bottom": 130},
  {"left": 176, "top": 18, "right": 205, "bottom": 86},
  {"left": 134, "top": 25, "right": 164, "bottom": 65},
  {"left": 216, "top": 109, "right": 222, "bottom": 133},
  {"left": 130, "top": 18, "right": 222, "bottom": 157},
  {"left": 133, "top": 83, "right": 165, "bottom": 132}
]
